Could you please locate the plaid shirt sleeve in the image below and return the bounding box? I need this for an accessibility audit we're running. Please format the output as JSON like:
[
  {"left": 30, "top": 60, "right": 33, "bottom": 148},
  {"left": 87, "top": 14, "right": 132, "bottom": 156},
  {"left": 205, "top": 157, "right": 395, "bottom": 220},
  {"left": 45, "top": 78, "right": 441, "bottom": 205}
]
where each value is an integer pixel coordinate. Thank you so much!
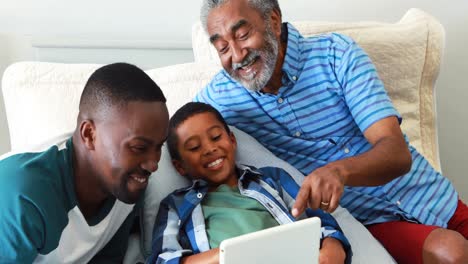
[{"left": 147, "top": 197, "right": 192, "bottom": 264}]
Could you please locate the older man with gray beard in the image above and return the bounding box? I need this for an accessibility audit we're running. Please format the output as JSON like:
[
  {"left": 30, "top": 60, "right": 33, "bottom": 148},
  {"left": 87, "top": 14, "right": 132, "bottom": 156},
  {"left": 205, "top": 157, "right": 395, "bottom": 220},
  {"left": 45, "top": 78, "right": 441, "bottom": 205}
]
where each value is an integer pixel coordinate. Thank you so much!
[{"left": 194, "top": 0, "right": 468, "bottom": 263}]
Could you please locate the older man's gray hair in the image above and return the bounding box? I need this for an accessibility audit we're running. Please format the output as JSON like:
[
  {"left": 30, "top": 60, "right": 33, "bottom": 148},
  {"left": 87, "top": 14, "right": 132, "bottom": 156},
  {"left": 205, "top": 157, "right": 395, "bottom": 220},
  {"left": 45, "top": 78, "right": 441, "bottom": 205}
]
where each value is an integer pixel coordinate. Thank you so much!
[{"left": 200, "top": 0, "right": 281, "bottom": 32}]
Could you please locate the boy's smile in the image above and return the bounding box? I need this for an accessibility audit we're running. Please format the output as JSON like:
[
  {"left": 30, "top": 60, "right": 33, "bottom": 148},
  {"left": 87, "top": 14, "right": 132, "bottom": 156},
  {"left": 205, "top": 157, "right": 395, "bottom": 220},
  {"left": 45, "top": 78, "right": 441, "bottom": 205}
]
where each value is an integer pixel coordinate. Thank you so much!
[{"left": 172, "top": 112, "right": 238, "bottom": 188}]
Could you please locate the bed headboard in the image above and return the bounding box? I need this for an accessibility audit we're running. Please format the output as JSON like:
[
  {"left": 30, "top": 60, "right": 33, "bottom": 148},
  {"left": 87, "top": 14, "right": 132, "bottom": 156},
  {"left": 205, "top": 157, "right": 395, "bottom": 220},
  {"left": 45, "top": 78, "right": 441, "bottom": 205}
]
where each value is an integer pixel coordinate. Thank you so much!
[{"left": 31, "top": 37, "right": 193, "bottom": 69}]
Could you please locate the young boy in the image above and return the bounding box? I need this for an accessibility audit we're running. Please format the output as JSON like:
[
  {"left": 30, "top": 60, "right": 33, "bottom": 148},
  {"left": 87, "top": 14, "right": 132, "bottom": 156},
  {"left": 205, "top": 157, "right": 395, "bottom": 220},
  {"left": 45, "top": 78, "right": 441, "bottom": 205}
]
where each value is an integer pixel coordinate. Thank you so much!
[{"left": 148, "top": 102, "right": 352, "bottom": 264}]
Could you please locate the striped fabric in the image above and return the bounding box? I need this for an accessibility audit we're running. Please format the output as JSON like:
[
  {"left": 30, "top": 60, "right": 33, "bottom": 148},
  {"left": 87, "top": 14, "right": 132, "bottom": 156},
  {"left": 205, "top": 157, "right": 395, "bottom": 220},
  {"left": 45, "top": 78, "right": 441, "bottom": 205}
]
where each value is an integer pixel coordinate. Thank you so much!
[
  {"left": 194, "top": 23, "right": 458, "bottom": 227},
  {"left": 148, "top": 165, "right": 351, "bottom": 264}
]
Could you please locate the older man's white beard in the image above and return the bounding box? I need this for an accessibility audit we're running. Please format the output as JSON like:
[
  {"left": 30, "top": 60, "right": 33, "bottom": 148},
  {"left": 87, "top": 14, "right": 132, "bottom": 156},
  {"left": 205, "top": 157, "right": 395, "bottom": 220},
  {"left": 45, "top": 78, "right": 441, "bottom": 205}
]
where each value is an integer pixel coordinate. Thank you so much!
[
  {"left": 238, "top": 65, "right": 271, "bottom": 92},
  {"left": 229, "top": 29, "right": 279, "bottom": 92}
]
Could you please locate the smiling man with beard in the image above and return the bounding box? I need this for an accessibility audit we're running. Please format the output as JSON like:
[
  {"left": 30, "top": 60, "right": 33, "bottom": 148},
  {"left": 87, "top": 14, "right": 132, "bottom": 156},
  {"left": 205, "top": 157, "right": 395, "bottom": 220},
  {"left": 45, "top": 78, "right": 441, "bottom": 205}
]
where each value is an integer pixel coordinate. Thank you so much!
[
  {"left": 0, "top": 63, "right": 169, "bottom": 263},
  {"left": 195, "top": 0, "right": 468, "bottom": 263}
]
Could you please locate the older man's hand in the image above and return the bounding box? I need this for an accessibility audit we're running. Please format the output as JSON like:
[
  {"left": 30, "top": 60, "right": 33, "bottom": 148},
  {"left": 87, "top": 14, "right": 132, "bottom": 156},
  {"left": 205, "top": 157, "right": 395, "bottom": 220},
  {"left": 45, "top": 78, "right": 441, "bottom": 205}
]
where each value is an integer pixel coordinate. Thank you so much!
[{"left": 292, "top": 163, "right": 345, "bottom": 216}]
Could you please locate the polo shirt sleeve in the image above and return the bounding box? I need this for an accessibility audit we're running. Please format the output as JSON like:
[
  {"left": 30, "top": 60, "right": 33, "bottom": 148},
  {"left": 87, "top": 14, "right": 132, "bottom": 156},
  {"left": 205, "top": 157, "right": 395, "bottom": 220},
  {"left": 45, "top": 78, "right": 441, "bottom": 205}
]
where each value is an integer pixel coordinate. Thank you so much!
[
  {"left": 0, "top": 154, "right": 69, "bottom": 263},
  {"left": 194, "top": 80, "right": 217, "bottom": 105},
  {"left": 0, "top": 183, "right": 45, "bottom": 263},
  {"left": 193, "top": 73, "right": 230, "bottom": 117},
  {"left": 331, "top": 33, "right": 401, "bottom": 132}
]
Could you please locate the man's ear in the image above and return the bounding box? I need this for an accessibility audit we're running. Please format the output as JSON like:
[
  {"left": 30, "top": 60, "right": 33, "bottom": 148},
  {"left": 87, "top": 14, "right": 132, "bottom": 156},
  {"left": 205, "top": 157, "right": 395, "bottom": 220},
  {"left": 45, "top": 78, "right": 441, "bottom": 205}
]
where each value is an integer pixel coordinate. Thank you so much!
[
  {"left": 79, "top": 120, "right": 96, "bottom": 150},
  {"left": 172, "top": 159, "right": 187, "bottom": 176},
  {"left": 269, "top": 9, "right": 282, "bottom": 39}
]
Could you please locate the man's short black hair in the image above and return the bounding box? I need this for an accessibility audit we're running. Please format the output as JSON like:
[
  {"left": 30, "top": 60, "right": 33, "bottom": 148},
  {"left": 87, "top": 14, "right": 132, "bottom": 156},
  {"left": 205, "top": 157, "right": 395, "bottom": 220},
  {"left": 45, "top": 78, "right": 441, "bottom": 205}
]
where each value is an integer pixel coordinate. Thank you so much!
[
  {"left": 167, "top": 102, "right": 230, "bottom": 161},
  {"left": 79, "top": 62, "right": 166, "bottom": 118}
]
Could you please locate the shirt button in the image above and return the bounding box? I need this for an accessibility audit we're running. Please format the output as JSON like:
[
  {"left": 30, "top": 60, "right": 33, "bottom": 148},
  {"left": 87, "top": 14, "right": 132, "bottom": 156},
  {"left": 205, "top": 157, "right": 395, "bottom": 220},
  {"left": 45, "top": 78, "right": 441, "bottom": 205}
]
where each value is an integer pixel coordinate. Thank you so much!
[
  {"left": 344, "top": 148, "right": 350, "bottom": 154},
  {"left": 292, "top": 76, "right": 298, "bottom": 81},
  {"left": 396, "top": 200, "right": 401, "bottom": 206},
  {"left": 278, "top": 98, "right": 284, "bottom": 104},
  {"left": 295, "top": 131, "right": 301, "bottom": 137},
  {"left": 197, "top": 193, "right": 203, "bottom": 199}
]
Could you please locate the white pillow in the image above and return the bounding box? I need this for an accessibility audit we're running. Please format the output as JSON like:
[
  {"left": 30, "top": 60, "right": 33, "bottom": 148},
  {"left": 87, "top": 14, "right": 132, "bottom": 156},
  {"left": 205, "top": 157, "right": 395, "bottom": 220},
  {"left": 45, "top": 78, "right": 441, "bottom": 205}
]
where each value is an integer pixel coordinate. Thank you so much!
[
  {"left": 1, "top": 61, "right": 221, "bottom": 152},
  {"left": 146, "top": 62, "right": 221, "bottom": 116},
  {"left": 142, "top": 127, "right": 396, "bottom": 263}
]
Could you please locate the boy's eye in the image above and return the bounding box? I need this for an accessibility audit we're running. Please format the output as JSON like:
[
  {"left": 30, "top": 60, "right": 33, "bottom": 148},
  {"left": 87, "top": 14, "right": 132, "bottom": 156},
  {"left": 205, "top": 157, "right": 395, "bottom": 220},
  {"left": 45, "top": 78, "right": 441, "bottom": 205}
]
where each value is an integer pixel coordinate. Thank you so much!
[
  {"left": 212, "top": 134, "right": 221, "bottom": 141},
  {"left": 188, "top": 145, "right": 200, "bottom": 151}
]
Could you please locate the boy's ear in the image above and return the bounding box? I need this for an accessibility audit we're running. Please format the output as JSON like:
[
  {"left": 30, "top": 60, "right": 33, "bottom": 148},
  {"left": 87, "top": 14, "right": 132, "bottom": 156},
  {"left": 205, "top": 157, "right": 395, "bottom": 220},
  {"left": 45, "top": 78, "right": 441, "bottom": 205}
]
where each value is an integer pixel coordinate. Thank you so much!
[
  {"left": 172, "top": 159, "right": 187, "bottom": 176},
  {"left": 229, "top": 131, "right": 237, "bottom": 149}
]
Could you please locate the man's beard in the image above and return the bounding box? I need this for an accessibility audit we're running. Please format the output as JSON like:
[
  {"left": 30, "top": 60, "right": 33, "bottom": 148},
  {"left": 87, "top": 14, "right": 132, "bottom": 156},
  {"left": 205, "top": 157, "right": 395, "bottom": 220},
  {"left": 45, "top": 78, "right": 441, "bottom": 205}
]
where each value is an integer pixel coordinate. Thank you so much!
[
  {"left": 112, "top": 169, "right": 150, "bottom": 204},
  {"left": 229, "top": 23, "right": 279, "bottom": 92}
]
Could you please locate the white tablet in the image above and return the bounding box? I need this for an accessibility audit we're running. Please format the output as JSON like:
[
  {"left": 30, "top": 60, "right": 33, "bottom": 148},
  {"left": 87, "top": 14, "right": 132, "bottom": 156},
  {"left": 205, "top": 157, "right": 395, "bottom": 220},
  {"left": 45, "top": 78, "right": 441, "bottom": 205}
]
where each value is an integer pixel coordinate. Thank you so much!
[{"left": 219, "top": 217, "right": 321, "bottom": 264}]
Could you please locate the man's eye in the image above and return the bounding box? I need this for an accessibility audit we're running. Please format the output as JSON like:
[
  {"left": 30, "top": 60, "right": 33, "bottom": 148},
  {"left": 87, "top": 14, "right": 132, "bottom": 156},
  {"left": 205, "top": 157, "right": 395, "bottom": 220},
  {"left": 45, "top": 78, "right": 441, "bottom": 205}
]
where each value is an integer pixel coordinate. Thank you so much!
[
  {"left": 212, "top": 135, "right": 221, "bottom": 141},
  {"left": 218, "top": 46, "right": 228, "bottom": 54},
  {"left": 238, "top": 33, "right": 249, "bottom": 40},
  {"left": 131, "top": 146, "right": 147, "bottom": 153}
]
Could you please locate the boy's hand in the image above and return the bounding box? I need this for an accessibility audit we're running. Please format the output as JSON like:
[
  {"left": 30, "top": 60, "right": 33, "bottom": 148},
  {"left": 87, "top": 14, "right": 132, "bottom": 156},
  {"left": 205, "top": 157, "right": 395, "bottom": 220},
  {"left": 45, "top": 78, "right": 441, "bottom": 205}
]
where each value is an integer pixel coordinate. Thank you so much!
[
  {"left": 319, "top": 237, "right": 346, "bottom": 264},
  {"left": 181, "top": 248, "right": 220, "bottom": 264}
]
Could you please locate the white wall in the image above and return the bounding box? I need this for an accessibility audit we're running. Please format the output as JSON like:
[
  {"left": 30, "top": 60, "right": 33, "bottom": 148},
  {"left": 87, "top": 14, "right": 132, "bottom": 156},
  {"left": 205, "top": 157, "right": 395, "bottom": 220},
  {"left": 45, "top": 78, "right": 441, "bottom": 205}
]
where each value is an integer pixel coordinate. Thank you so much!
[{"left": 0, "top": 0, "right": 466, "bottom": 199}]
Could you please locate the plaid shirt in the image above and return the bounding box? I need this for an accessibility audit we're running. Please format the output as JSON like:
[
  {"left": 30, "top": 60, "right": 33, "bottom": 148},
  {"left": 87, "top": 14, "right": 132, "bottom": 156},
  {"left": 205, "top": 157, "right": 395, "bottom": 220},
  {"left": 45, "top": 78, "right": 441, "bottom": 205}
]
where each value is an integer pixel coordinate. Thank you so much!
[{"left": 148, "top": 165, "right": 351, "bottom": 264}]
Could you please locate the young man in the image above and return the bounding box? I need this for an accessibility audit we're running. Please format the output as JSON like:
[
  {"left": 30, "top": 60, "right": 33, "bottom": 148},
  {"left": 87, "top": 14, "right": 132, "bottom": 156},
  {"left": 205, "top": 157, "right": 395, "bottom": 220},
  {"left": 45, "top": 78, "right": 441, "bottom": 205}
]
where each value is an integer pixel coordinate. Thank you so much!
[
  {"left": 0, "top": 63, "right": 169, "bottom": 263},
  {"left": 195, "top": 0, "right": 468, "bottom": 263},
  {"left": 148, "top": 102, "right": 351, "bottom": 264}
]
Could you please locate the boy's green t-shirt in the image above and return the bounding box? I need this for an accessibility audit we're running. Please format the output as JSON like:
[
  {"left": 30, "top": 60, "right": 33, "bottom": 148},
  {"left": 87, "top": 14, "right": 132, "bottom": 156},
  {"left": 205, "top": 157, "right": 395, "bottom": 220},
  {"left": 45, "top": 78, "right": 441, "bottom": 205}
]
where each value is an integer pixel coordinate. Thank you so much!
[{"left": 201, "top": 184, "right": 279, "bottom": 248}]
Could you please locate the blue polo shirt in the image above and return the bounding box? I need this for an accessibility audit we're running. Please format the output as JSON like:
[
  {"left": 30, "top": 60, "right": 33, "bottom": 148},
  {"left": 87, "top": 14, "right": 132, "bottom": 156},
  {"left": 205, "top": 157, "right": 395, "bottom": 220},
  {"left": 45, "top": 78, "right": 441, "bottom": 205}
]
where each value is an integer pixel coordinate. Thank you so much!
[{"left": 195, "top": 23, "right": 458, "bottom": 227}]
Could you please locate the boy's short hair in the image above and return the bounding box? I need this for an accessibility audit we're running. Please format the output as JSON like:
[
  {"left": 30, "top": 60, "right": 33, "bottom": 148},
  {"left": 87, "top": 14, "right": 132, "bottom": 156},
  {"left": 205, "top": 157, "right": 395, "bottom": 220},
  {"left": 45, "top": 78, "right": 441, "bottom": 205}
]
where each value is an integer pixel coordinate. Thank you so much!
[{"left": 167, "top": 102, "right": 231, "bottom": 160}]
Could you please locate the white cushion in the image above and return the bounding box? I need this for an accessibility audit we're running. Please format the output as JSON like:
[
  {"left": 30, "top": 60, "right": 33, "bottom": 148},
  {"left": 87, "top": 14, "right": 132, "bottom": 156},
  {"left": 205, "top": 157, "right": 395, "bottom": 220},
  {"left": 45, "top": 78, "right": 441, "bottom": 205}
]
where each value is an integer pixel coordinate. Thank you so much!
[
  {"left": 2, "top": 62, "right": 100, "bottom": 152},
  {"left": 146, "top": 62, "right": 221, "bottom": 116},
  {"left": 192, "top": 8, "right": 444, "bottom": 171}
]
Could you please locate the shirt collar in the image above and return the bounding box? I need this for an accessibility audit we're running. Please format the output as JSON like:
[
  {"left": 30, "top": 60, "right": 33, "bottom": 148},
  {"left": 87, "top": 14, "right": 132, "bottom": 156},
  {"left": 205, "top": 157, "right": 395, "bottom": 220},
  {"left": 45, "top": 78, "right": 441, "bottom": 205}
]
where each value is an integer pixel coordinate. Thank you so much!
[
  {"left": 237, "top": 164, "right": 263, "bottom": 183},
  {"left": 176, "top": 164, "right": 263, "bottom": 194},
  {"left": 281, "top": 22, "right": 304, "bottom": 85}
]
